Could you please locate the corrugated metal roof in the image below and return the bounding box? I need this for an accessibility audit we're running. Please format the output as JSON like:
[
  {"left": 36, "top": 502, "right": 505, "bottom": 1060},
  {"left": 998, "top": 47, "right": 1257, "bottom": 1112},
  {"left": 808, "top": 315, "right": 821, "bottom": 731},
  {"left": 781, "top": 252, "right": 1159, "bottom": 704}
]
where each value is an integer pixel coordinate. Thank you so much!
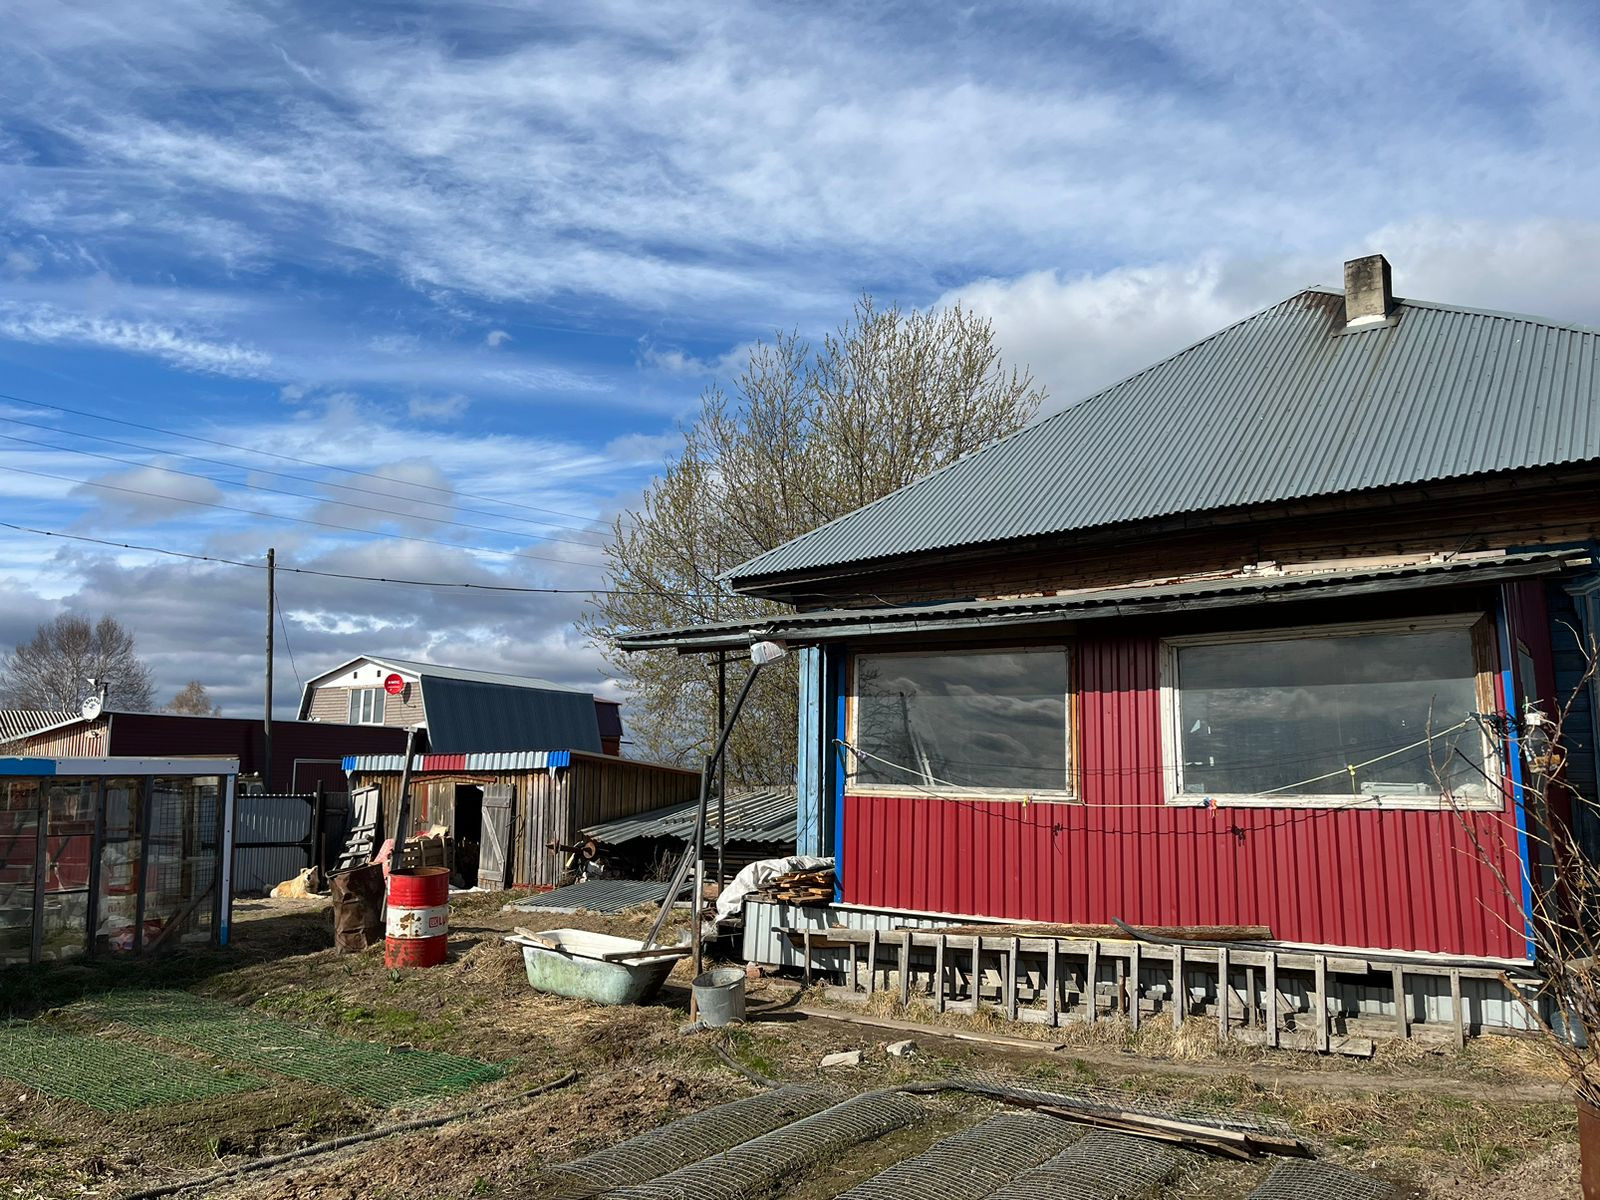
[
  {"left": 727, "top": 289, "right": 1600, "bottom": 586},
  {"left": 420, "top": 676, "right": 602, "bottom": 755},
  {"left": 619, "top": 550, "right": 1590, "bottom": 651},
  {"left": 343, "top": 749, "right": 572, "bottom": 773},
  {"left": 506, "top": 878, "right": 683, "bottom": 914},
  {"left": 0, "top": 710, "right": 76, "bottom": 743},
  {"left": 582, "top": 787, "right": 798, "bottom": 847},
  {"left": 304, "top": 654, "right": 590, "bottom": 694}
]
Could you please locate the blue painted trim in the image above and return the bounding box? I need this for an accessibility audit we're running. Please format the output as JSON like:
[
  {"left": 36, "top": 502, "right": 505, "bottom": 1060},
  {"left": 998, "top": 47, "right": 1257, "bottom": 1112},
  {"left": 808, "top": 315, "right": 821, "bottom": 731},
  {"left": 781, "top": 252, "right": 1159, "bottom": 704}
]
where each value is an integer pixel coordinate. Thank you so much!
[
  {"left": 1496, "top": 593, "right": 1540, "bottom": 962},
  {"left": 830, "top": 646, "right": 847, "bottom": 904},
  {"left": 341, "top": 755, "right": 357, "bottom": 772},
  {"left": 0, "top": 758, "right": 58, "bottom": 776},
  {"left": 794, "top": 646, "right": 824, "bottom": 856},
  {"left": 548, "top": 749, "right": 571, "bottom": 769}
]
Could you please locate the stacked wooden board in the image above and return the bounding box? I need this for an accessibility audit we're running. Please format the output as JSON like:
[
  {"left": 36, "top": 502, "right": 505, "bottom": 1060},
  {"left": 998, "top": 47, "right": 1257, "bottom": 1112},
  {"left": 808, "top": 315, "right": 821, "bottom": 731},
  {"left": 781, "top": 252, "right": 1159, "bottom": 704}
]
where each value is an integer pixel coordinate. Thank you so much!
[{"left": 761, "top": 866, "right": 835, "bottom": 904}]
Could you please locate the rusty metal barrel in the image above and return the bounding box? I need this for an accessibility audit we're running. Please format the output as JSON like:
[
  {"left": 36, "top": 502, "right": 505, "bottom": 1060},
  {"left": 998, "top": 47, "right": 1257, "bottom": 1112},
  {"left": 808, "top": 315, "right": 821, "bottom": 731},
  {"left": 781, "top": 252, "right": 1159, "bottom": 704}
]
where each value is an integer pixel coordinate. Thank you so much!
[{"left": 384, "top": 867, "right": 450, "bottom": 968}]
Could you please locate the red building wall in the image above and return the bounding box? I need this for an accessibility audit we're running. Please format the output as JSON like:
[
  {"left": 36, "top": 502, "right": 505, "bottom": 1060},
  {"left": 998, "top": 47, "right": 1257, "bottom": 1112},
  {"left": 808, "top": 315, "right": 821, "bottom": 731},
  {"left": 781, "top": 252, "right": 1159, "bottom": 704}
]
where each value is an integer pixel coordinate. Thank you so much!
[{"left": 841, "top": 634, "right": 1529, "bottom": 959}]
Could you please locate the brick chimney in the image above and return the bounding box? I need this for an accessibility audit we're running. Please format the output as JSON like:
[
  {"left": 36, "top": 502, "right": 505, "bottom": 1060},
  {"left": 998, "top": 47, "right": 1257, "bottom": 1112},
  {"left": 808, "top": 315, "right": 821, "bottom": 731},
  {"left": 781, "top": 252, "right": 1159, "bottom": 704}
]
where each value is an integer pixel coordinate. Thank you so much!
[{"left": 1343, "top": 253, "right": 1393, "bottom": 326}]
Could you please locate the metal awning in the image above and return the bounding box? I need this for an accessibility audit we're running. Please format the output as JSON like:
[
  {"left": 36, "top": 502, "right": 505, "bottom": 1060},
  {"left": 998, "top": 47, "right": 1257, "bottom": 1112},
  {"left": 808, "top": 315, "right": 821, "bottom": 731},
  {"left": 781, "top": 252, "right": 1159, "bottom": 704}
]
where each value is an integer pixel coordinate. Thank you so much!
[
  {"left": 613, "top": 550, "right": 1594, "bottom": 653},
  {"left": 582, "top": 787, "right": 797, "bottom": 847}
]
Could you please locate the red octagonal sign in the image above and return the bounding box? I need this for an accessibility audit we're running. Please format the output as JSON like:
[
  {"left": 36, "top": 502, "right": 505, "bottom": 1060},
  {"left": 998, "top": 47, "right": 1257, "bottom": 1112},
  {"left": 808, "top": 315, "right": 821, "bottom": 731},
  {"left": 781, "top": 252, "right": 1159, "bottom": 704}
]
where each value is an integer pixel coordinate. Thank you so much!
[{"left": 383, "top": 673, "right": 405, "bottom": 696}]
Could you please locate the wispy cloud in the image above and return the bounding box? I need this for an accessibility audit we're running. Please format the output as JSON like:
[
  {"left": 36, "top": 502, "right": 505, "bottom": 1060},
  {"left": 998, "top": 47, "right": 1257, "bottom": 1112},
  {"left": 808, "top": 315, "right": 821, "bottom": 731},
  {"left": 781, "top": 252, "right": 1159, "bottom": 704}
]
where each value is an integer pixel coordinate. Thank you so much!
[{"left": 0, "top": 302, "right": 272, "bottom": 376}]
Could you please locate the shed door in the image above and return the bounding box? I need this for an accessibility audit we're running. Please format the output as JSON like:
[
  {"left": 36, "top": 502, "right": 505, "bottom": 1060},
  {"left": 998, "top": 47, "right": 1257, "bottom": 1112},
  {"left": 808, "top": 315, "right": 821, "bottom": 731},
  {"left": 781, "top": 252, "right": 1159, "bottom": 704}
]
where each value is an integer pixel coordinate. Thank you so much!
[{"left": 478, "top": 784, "right": 514, "bottom": 890}]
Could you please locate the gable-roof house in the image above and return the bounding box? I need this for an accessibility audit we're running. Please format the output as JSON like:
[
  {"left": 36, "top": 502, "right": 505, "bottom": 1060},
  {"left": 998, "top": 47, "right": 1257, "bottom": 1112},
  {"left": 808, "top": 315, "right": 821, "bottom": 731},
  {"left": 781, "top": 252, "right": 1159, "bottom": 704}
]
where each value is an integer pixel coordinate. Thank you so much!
[
  {"left": 297, "top": 655, "right": 624, "bottom": 756},
  {"left": 620, "top": 255, "right": 1600, "bottom": 1040}
]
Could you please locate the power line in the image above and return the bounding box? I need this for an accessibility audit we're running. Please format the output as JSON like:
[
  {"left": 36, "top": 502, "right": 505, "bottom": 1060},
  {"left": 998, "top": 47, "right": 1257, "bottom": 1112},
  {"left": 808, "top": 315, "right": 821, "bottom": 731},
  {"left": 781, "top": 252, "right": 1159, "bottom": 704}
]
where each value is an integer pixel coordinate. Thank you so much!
[
  {"left": 0, "top": 428, "right": 609, "bottom": 551},
  {"left": 0, "top": 519, "right": 724, "bottom": 599},
  {"left": 0, "top": 390, "right": 645, "bottom": 531},
  {"left": 0, "top": 412, "right": 613, "bottom": 544},
  {"left": 4, "top": 462, "right": 610, "bottom": 569},
  {"left": 273, "top": 591, "right": 303, "bottom": 690}
]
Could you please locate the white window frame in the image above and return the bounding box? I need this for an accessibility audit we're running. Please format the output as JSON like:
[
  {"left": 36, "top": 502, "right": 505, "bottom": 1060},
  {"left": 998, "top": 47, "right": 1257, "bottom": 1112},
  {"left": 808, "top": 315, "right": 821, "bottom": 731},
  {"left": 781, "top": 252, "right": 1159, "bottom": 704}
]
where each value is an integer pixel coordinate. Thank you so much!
[
  {"left": 846, "top": 644, "right": 1077, "bottom": 803},
  {"left": 1160, "top": 613, "right": 1501, "bottom": 810},
  {"left": 348, "top": 688, "right": 386, "bottom": 725}
]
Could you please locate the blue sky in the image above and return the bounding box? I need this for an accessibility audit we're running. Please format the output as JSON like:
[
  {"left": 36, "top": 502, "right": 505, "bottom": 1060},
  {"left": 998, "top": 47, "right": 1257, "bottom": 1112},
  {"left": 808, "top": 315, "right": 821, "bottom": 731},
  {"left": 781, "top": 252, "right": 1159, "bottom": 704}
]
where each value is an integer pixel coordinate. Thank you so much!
[{"left": 2, "top": 0, "right": 1599, "bottom": 717}]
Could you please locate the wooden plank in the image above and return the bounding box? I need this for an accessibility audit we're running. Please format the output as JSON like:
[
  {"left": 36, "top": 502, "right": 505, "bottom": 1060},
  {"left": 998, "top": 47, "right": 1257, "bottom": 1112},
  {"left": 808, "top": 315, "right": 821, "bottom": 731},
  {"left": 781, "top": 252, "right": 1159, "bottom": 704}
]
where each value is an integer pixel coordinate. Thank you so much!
[
  {"left": 1232, "top": 1027, "right": 1375, "bottom": 1058},
  {"left": 970, "top": 937, "right": 982, "bottom": 1014},
  {"left": 935, "top": 934, "right": 946, "bottom": 1013},
  {"left": 794, "top": 1006, "right": 1066, "bottom": 1052},
  {"left": 1045, "top": 941, "right": 1059, "bottom": 1028},
  {"left": 1007, "top": 937, "right": 1020, "bottom": 1021},
  {"left": 1172, "top": 944, "right": 1185, "bottom": 1030},
  {"left": 1451, "top": 968, "right": 1465, "bottom": 1048},
  {"left": 1315, "top": 953, "right": 1330, "bottom": 1052},
  {"left": 899, "top": 933, "right": 910, "bottom": 1008},
  {"left": 1129, "top": 942, "right": 1141, "bottom": 1032},
  {"left": 1114, "top": 954, "right": 1126, "bottom": 1020},
  {"left": 866, "top": 928, "right": 878, "bottom": 995},
  {"left": 1244, "top": 964, "right": 1255, "bottom": 1029},
  {"left": 1392, "top": 964, "right": 1408, "bottom": 1041},
  {"left": 1085, "top": 941, "right": 1100, "bottom": 1023},
  {"left": 803, "top": 929, "right": 813, "bottom": 988},
  {"left": 849, "top": 940, "right": 858, "bottom": 994},
  {"left": 1265, "top": 952, "right": 1279, "bottom": 1050},
  {"left": 1218, "top": 945, "right": 1230, "bottom": 1039}
]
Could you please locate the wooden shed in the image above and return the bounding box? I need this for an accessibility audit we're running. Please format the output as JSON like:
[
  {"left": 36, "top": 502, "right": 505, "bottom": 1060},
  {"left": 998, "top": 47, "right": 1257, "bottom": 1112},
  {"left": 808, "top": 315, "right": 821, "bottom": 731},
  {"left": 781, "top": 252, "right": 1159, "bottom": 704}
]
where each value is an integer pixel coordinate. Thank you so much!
[{"left": 342, "top": 750, "right": 700, "bottom": 888}]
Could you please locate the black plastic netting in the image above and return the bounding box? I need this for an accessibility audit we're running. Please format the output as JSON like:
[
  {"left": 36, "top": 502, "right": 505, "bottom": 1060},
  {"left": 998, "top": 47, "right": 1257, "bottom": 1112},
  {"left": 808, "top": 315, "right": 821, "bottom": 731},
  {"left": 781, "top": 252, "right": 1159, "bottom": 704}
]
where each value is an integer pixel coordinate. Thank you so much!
[
  {"left": 982, "top": 1130, "right": 1184, "bottom": 1200},
  {"left": 1247, "top": 1159, "right": 1394, "bottom": 1200},
  {"left": 602, "top": 1090, "right": 928, "bottom": 1200},
  {"left": 540, "top": 1085, "right": 839, "bottom": 1199},
  {"left": 836, "top": 1109, "right": 1086, "bottom": 1200},
  {"left": 77, "top": 989, "right": 502, "bottom": 1105}
]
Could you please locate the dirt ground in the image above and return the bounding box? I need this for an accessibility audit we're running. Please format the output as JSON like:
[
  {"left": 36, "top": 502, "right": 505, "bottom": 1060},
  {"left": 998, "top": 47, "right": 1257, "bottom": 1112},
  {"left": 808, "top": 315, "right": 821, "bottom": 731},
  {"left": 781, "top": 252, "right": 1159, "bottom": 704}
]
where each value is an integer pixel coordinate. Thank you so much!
[{"left": 0, "top": 892, "right": 1582, "bottom": 1199}]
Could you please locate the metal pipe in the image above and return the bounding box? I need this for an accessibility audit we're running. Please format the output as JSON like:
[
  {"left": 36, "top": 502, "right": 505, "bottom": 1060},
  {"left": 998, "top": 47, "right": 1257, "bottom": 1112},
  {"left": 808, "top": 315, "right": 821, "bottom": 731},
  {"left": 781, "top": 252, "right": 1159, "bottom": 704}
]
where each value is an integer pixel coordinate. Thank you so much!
[{"left": 389, "top": 726, "right": 420, "bottom": 869}]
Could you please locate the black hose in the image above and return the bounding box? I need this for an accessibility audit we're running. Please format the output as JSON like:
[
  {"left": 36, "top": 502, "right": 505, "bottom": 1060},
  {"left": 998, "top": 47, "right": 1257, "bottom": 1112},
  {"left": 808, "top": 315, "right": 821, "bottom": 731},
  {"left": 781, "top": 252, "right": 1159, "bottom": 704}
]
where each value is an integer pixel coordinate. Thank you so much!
[{"left": 115, "top": 1070, "right": 580, "bottom": 1200}]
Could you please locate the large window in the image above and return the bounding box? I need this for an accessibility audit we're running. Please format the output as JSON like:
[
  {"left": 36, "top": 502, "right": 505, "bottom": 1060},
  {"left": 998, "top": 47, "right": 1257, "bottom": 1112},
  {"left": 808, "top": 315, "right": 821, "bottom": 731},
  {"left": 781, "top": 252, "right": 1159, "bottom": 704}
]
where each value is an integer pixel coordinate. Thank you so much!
[
  {"left": 850, "top": 648, "right": 1072, "bottom": 797},
  {"left": 348, "top": 688, "right": 386, "bottom": 725},
  {"left": 1164, "top": 618, "right": 1494, "bottom": 807}
]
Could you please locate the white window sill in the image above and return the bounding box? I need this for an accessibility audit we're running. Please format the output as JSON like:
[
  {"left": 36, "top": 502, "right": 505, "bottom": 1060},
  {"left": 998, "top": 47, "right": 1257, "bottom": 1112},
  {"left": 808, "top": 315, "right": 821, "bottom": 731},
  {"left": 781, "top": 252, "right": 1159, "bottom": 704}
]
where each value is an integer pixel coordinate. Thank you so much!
[
  {"left": 1164, "top": 794, "right": 1501, "bottom": 812},
  {"left": 846, "top": 788, "right": 1080, "bottom": 804}
]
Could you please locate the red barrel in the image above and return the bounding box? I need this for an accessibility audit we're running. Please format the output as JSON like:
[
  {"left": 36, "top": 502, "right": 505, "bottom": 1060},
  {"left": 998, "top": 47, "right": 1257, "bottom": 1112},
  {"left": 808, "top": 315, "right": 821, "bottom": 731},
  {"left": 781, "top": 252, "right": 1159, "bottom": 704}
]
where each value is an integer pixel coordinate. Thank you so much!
[{"left": 385, "top": 867, "right": 450, "bottom": 968}]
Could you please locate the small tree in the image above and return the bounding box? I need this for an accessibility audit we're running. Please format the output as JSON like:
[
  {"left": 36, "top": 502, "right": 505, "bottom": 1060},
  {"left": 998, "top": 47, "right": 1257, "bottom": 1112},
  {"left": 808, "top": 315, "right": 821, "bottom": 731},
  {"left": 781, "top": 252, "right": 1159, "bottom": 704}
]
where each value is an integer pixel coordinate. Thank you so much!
[
  {"left": 584, "top": 296, "right": 1045, "bottom": 785},
  {"left": 0, "top": 614, "right": 155, "bottom": 711},
  {"left": 167, "top": 680, "right": 222, "bottom": 717}
]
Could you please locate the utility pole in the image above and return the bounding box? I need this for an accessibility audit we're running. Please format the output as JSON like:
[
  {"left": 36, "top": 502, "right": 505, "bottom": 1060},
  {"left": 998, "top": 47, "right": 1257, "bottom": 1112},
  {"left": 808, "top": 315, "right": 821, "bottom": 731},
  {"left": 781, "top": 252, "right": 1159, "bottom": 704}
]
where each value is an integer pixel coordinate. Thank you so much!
[{"left": 263, "top": 547, "right": 275, "bottom": 793}]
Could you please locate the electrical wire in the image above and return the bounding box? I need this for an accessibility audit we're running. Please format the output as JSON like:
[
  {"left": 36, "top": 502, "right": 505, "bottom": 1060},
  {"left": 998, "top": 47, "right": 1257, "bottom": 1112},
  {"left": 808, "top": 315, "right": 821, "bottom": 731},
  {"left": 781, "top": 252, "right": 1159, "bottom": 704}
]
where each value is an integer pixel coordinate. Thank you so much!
[
  {"left": 3, "top": 462, "right": 608, "bottom": 569},
  {"left": 0, "top": 390, "right": 640, "bottom": 530},
  {"left": 274, "top": 592, "right": 302, "bottom": 690},
  {"left": 0, "top": 412, "right": 613, "bottom": 543},
  {"left": 0, "top": 519, "right": 722, "bottom": 599},
  {"left": 0, "top": 429, "right": 609, "bottom": 551}
]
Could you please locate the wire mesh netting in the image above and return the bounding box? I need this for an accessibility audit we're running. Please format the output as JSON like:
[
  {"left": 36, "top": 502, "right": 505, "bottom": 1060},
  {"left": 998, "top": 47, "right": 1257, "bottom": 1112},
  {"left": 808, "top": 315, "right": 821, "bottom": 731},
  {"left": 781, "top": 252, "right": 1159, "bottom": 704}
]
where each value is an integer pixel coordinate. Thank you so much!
[
  {"left": 541, "top": 1084, "right": 840, "bottom": 1199},
  {"left": 1247, "top": 1159, "right": 1394, "bottom": 1200},
  {"left": 982, "top": 1130, "right": 1184, "bottom": 1200},
  {"left": 604, "top": 1090, "right": 928, "bottom": 1200},
  {"left": 75, "top": 989, "right": 502, "bottom": 1105},
  {"left": 0, "top": 1021, "right": 266, "bottom": 1112},
  {"left": 835, "top": 1110, "right": 1086, "bottom": 1200}
]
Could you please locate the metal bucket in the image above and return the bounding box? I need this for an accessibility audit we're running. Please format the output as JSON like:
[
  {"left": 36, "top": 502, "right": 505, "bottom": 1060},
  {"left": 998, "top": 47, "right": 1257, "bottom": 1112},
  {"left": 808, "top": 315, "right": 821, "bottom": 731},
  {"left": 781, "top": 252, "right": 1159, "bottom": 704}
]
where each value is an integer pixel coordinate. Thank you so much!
[{"left": 692, "top": 966, "right": 746, "bottom": 1027}]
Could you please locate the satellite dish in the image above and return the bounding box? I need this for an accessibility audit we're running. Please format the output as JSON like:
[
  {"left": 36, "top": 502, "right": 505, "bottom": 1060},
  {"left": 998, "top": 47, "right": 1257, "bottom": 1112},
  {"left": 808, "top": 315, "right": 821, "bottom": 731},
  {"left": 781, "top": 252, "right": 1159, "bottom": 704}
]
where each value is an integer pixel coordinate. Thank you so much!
[{"left": 81, "top": 694, "right": 103, "bottom": 721}]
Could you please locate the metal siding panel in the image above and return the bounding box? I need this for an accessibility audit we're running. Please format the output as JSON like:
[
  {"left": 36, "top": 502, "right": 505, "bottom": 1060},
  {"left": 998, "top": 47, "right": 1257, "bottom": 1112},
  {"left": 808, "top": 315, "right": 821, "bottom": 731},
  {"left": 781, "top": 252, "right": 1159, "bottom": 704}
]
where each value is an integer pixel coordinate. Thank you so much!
[
  {"left": 795, "top": 647, "right": 824, "bottom": 856},
  {"left": 729, "top": 294, "right": 1600, "bottom": 586},
  {"left": 841, "top": 630, "right": 1525, "bottom": 957}
]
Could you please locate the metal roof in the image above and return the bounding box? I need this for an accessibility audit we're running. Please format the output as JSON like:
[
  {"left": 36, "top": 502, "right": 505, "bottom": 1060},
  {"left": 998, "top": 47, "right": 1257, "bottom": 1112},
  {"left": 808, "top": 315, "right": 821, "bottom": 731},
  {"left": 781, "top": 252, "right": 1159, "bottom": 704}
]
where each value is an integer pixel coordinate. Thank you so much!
[
  {"left": 582, "top": 787, "right": 798, "bottom": 847},
  {"left": 0, "top": 710, "right": 76, "bottom": 743},
  {"left": 420, "top": 676, "right": 602, "bottom": 755},
  {"left": 618, "top": 550, "right": 1590, "bottom": 651},
  {"left": 505, "top": 878, "right": 684, "bottom": 914},
  {"left": 344, "top": 749, "right": 572, "bottom": 773},
  {"left": 303, "top": 654, "right": 590, "bottom": 695},
  {"left": 727, "top": 288, "right": 1600, "bottom": 587}
]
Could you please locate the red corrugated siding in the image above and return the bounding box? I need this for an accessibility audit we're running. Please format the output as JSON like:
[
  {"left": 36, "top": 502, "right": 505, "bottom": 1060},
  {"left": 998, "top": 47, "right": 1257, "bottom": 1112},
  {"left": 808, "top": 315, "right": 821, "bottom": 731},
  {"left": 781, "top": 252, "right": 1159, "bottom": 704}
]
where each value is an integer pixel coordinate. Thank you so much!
[{"left": 841, "top": 634, "right": 1527, "bottom": 958}]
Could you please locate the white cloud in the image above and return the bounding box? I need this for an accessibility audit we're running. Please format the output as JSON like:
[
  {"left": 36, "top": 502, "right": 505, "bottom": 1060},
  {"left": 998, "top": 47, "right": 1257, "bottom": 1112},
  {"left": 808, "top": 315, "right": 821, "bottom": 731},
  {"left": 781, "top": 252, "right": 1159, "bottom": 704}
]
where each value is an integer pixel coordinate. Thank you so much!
[
  {"left": 408, "top": 392, "right": 470, "bottom": 422},
  {"left": 68, "top": 463, "right": 225, "bottom": 524},
  {"left": 604, "top": 430, "right": 681, "bottom": 465},
  {"left": 0, "top": 302, "right": 272, "bottom": 377},
  {"left": 484, "top": 329, "right": 511, "bottom": 347}
]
